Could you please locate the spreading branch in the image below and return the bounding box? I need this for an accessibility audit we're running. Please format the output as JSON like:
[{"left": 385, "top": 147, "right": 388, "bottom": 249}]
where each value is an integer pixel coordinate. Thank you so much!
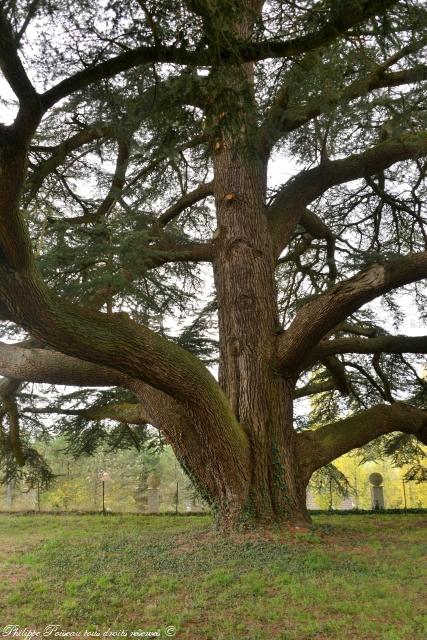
[
  {"left": 320, "top": 355, "right": 350, "bottom": 395},
  {"left": 299, "top": 208, "right": 337, "bottom": 281},
  {"left": 261, "top": 49, "right": 427, "bottom": 151},
  {"left": 58, "top": 137, "right": 132, "bottom": 225},
  {"left": 0, "top": 0, "right": 396, "bottom": 119},
  {"left": 156, "top": 181, "right": 214, "bottom": 228},
  {"left": 22, "top": 401, "right": 149, "bottom": 425},
  {"left": 269, "top": 132, "right": 427, "bottom": 255},
  {"left": 27, "top": 125, "right": 115, "bottom": 202},
  {"left": 294, "top": 378, "right": 336, "bottom": 399},
  {"left": 277, "top": 251, "right": 427, "bottom": 373},
  {"left": 312, "top": 334, "right": 427, "bottom": 358},
  {"left": 297, "top": 403, "right": 427, "bottom": 478}
]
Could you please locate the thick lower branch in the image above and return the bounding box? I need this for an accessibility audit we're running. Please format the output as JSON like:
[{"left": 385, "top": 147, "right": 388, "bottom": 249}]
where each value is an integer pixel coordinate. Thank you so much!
[
  {"left": 297, "top": 402, "right": 427, "bottom": 479},
  {"left": 312, "top": 334, "right": 427, "bottom": 358},
  {"left": 0, "top": 341, "right": 251, "bottom": 508},
  {"left": 277, "top": 252, "right": 427, "bottom": 373},
  {"left": 22, "top": 401, "right": 149, "bottom": 425},
  {"left": 0, "top": 341, "right": 125, "bottom": 387}
]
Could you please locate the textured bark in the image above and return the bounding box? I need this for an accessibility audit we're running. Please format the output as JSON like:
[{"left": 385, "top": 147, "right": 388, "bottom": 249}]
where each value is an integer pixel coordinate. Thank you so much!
[
  {"left": 212, "top": 145, "right": 309, "bottom": 525},
  {"left": 0, "top": 341, "right": 125, "bottom": 387},
  {"left": 128, "top": 380, "right": 252, "bottom": 525},
  {"left": 208, "top": 6, "right": 309, "bottom": 526}
]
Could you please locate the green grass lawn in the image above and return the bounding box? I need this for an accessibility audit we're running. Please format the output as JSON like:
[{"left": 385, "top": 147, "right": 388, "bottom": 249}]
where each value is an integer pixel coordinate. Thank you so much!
[{"left": 0, "top": 514, "right": 425, "bottom": 639}]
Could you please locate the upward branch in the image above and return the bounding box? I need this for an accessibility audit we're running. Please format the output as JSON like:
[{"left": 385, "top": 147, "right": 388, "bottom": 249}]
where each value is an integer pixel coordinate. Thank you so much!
[
  {"left": 277, "top": 251, "right": 427, "bottom": 373},
  {"left": 269, "top": 132, "right": 427, "bottom": 255}
]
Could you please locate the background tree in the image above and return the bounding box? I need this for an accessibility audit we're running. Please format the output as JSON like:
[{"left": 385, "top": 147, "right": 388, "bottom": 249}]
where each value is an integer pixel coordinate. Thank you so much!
[{"left": 0, "top": 0, "right": 426, "bottom": 528}]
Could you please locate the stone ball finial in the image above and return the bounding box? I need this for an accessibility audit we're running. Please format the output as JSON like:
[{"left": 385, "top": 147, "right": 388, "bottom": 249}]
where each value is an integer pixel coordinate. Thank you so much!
[{"left": 369, "top": 472, "right": 383, "bottom": 486}]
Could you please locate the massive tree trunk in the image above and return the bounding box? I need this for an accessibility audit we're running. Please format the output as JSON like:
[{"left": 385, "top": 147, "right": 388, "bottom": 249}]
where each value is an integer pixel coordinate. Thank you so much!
[
  {"left": 211, "top": 148, "right": 309, "bottom": 526},
  {"left": 207, "top": 19, "right": 310, "bottom": 524},
  {"left": 211, "top": 4, "right": 309, "bottom": 525}
]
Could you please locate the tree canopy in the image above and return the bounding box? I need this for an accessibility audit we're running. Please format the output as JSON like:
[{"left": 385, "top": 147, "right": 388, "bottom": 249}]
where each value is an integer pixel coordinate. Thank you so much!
[{"left": 0, "top": 0, "right": 426, "bottom": 525}]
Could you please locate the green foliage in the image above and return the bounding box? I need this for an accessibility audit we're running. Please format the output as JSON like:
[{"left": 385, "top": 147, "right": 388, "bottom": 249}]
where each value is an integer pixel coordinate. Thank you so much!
[
  {"left": 354, "top": 431, "right": 427, "bottom": 483},
  {"left": 61, "top": 418, "right": 153, "bottom": 457},
  {"left": 404, "top": 464, "right": 427, "bottom": 483},
  {"left": 0, "top": 442, "right": 54, "bottom": 489},
  {"left": 310, "top": 463, "right": 353, "bottom": 502}
]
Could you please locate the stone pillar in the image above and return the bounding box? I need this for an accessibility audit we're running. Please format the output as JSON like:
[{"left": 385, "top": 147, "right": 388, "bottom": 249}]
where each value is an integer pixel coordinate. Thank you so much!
[
  {"left": 306, "top": 488, "right": 319, "bottom": 510},
  {"left": 369, "top": 473, "right": 385, "bottom": 510},
  {"left": 340, "top": 494, "right": 355, "bottom": 511},
  {"left": 5, "top": 480, "right": 15, "bottom": 510},
  {"left": 30, "top": 488, "right": 38, "bottom": 510},
  {"left": 184, "top": 497, "right": 195, "bottom": 512},
  {"left": 146, "top": 488, "right": 160, "bottom": 512},
  {"left": 146, "top": 473, "right": 160, "bottom": 513}
]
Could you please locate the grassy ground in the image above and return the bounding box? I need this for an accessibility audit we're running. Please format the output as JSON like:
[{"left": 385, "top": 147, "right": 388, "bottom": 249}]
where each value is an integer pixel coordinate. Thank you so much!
[{"left": 0, "top": 514, "right": 425, "bottom": 640}]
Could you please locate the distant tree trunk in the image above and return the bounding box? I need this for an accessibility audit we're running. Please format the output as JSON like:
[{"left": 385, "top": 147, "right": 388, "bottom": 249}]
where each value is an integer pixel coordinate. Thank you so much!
[{"left": 5, "top": 479, "right": 15, "bottom": 510}]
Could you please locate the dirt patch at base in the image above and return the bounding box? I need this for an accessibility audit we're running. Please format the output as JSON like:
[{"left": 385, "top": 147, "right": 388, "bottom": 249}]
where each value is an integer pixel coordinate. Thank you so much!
[{"left": 0, "top": 563, "right": 30, "bottom": 584}]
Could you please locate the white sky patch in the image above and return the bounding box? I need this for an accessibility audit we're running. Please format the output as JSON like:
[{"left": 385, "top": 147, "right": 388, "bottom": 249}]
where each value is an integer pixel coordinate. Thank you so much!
[{"left": 0, "top": 75, "right": 18, "bottom": 125}]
